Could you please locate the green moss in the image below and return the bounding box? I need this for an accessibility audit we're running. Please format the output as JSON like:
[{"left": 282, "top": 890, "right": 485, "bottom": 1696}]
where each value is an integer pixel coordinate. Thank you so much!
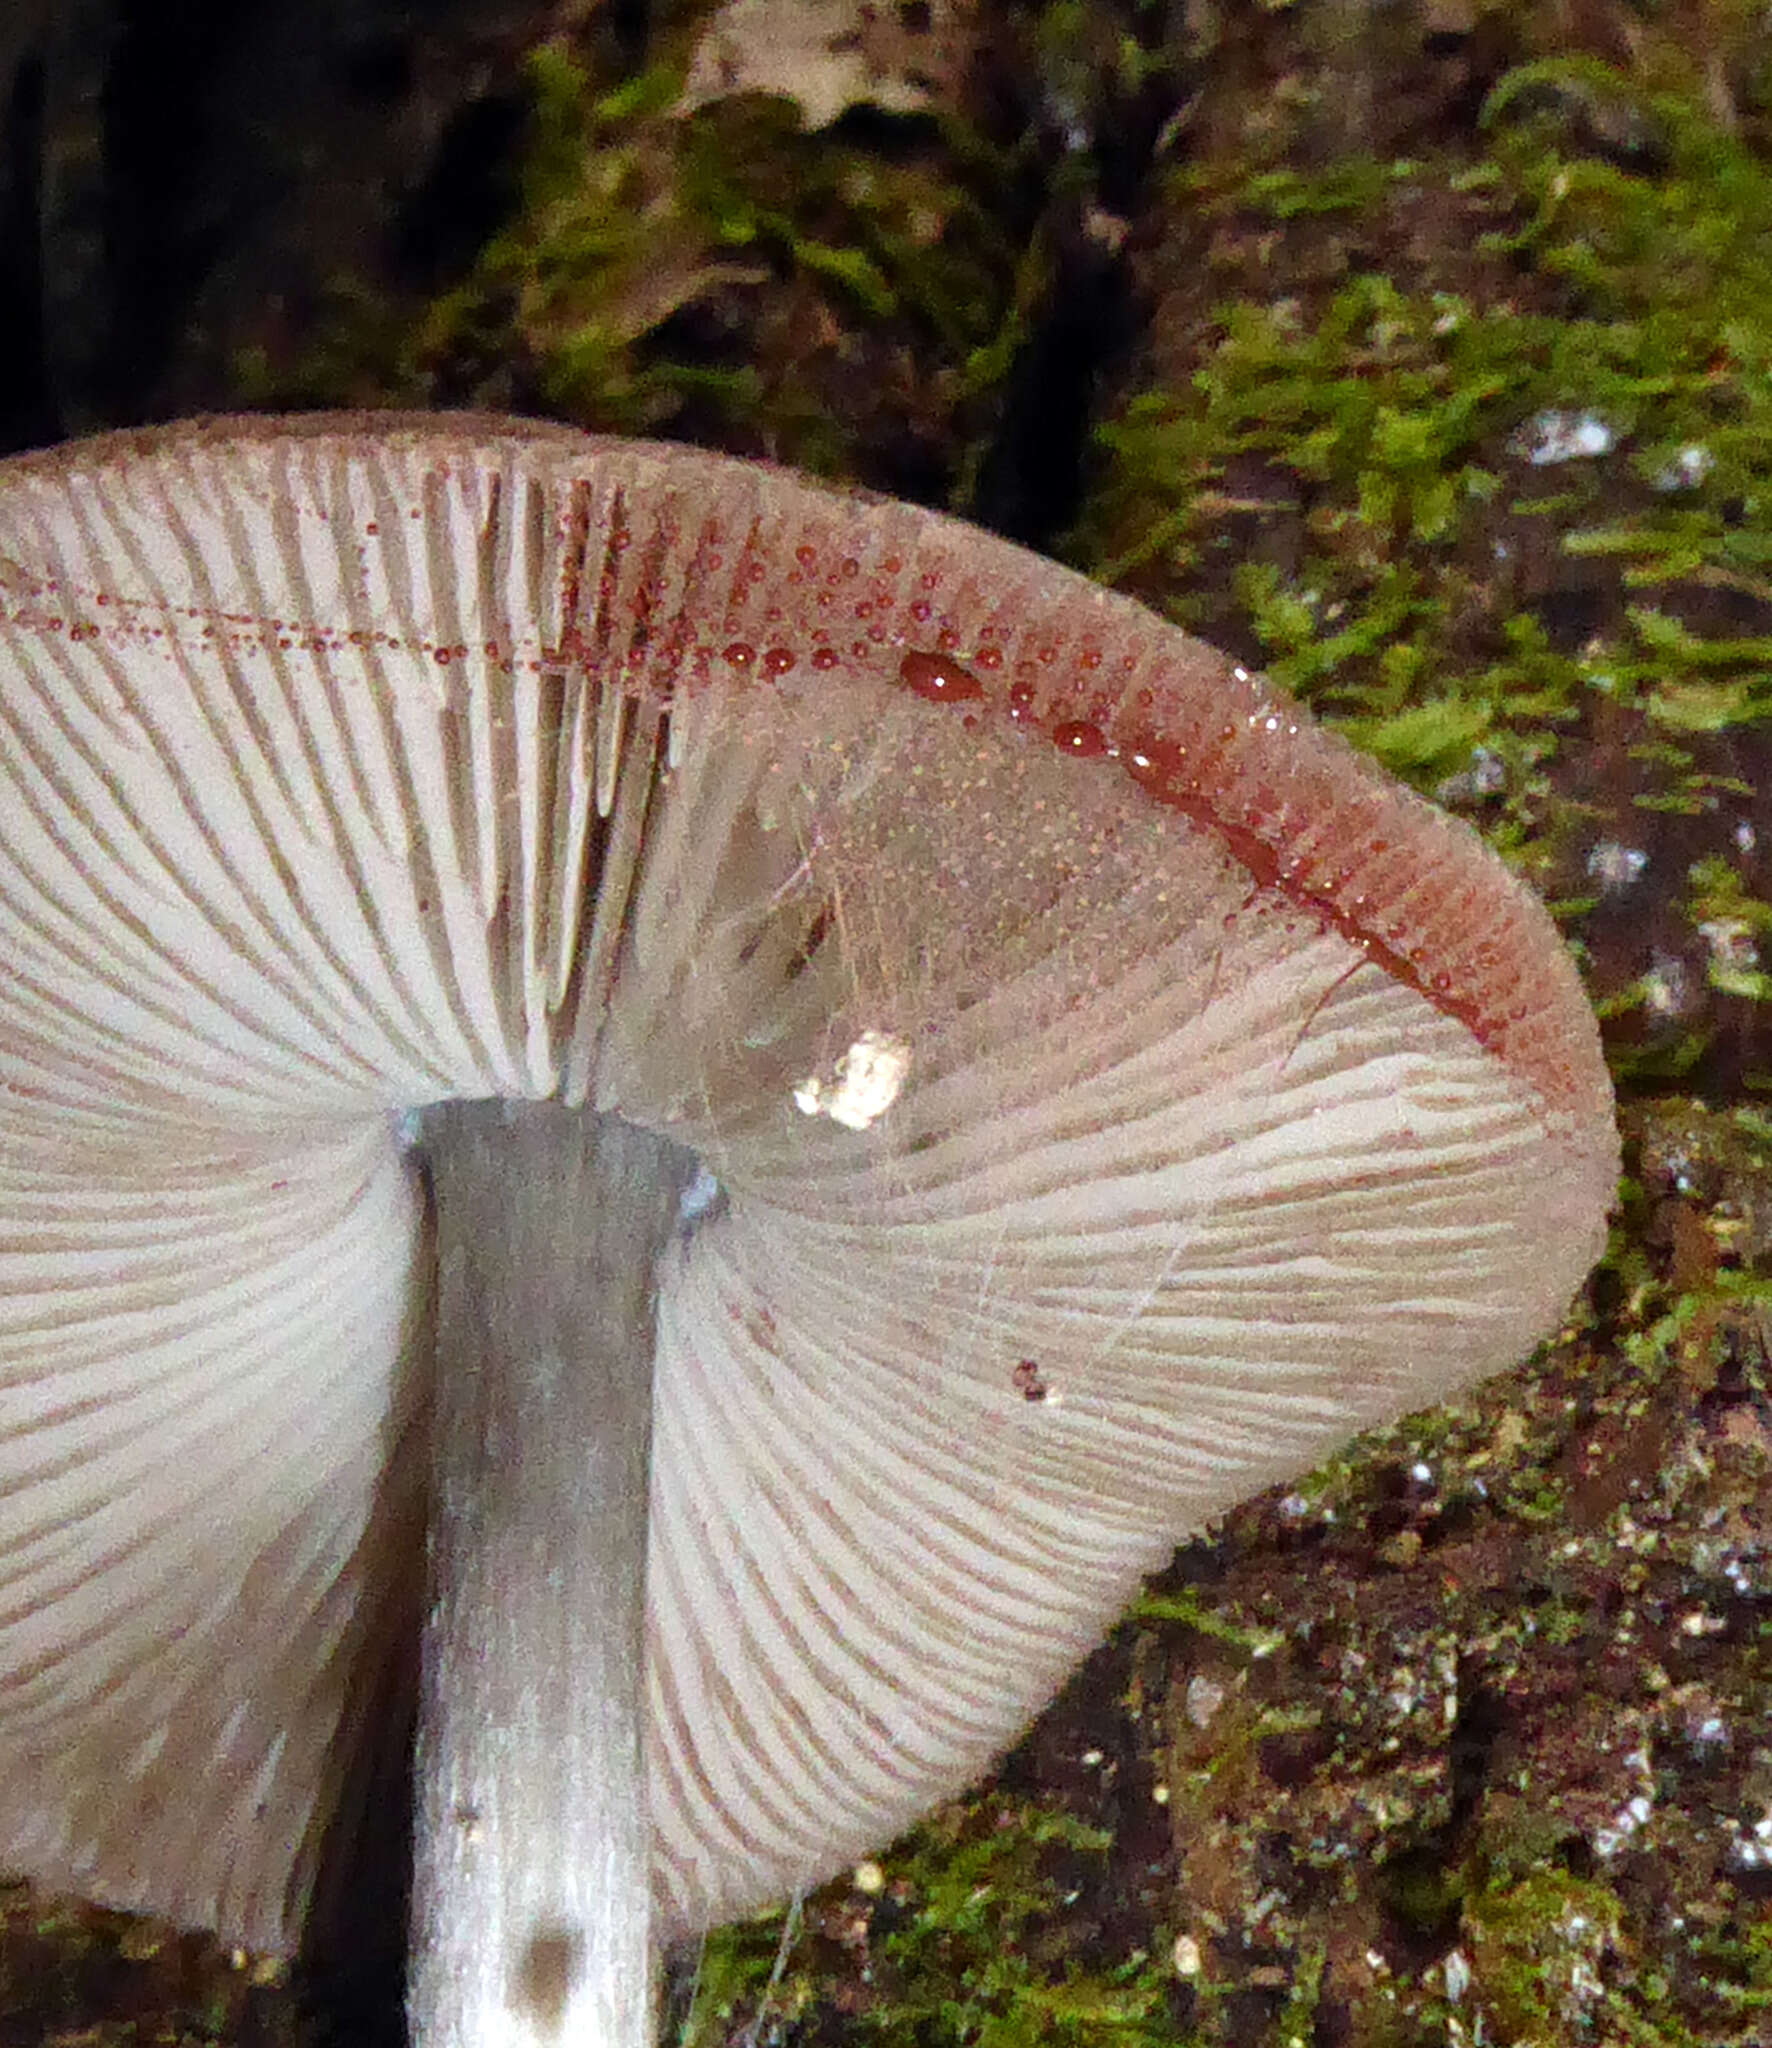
[
  {"left": 1127, "top": 1585, "right": 1285, "bottom": 1656},
  {"left": 1464, "top": 1869, "right": 1626, "bottom": 2040},
  {"left": 230, "top": 37, "right": 1033, "bottom": 487},
  {"left": 680, "top": 1799, "right": 1182, "bottom": 2048},
  {"left": 1073, "top": 57, "right": 1772, "bottom": 852},
  {"left": 1702, "top": 1915, "right": 1772, "bottom": 2016},
  {"left": 464, "top": 48, "right": 1023, "bottom": 477}
]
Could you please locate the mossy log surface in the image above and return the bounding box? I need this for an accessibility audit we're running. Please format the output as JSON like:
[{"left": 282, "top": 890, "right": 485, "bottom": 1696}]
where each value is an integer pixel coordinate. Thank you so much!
[{"left": 2, "top": 3, "right": 1770, "bottom": 2043}]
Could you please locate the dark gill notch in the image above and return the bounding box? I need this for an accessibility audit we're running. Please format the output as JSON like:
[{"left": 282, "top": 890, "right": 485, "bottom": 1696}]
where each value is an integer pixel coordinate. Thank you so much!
[{"left": 784, "top": 902, "right": 833, "bottom": 984}]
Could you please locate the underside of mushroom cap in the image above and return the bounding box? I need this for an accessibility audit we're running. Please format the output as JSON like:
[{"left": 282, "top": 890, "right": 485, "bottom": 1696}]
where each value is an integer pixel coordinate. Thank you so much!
[{"left": 0, "top": 415, "right": 1617, "bottom": 1948}]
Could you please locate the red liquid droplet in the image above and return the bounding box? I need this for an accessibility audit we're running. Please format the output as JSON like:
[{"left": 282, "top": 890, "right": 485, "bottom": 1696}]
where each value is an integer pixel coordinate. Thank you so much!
[
  {"left": 1053, "top": 720, "right": 1108, "bottom": 757},
  {"left": 1008, "top": 679, "right": 1036, "bottom": 720},
  {"left": 976, "top": 646, "right": 1004, "bottom": 672},
  {"left": 796, "top": 543, "right": 817, "bottom": 567},
  {"left": 899, "top": 649, "right": 984, "bottom": 704},
  {"left": 811, "top": 647, "right": 840, "bottom": 671},
  {"left": 723, "top": 642, "right": 756, "bottom": 668},
  {"left": 762, "top": 646, "right": 796, "bottom": 675}
]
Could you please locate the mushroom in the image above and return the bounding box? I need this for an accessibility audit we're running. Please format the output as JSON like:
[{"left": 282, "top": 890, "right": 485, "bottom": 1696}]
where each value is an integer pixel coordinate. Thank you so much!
[{"left": 0, "top": 415, "right": 1617, "bottom": 2046}]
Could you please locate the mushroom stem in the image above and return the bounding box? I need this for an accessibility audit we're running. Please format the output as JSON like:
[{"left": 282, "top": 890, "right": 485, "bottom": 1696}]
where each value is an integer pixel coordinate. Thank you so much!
[{"left": 410, "top": 1101, "right": 695, "bottom": 2048}]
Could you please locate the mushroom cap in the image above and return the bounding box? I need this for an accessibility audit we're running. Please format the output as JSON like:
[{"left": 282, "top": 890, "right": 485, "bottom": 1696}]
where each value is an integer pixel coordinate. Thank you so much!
[{"left": 0, "top": 415, "right": 1617, "bottom": 1949}]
